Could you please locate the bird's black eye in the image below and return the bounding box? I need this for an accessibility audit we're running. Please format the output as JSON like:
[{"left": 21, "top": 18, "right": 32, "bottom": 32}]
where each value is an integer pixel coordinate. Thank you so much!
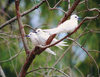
[{"left": 75, "top": 16, "right": 77, "bottom": 18}]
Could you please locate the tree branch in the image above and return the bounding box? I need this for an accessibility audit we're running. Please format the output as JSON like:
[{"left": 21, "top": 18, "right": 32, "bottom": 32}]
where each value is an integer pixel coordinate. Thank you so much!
[
  {"left": 68, "top": 0, "right": 70, "bottom": 10},
  {"left": 74, "top": 66, "right": 85, "bottom": 77},
  {"left": 0, "top": 65, "right": 6, "bottom": 77},
  {"left": 0, "top": 0, "right": 46, "bottom": 29},
  {"left": 85, "top": 0, "right": 100, "bottom": 13},
  {"left": 46, "top": 0, "right": 66, "bottom": 14},
  {"left": 47, "top": 44, "right": 73, "bottom": 76},
  {"left": 67, "top": 37, "right": 99, "bottom": 74},
  {"left": 15, "top": 0, "right": 29, "bottom": 55},
  {"left": 19, "top": 46, "right": 45, "bottom": 77},
  {"left": 0, "top": 48, "right": 23, "bottom": 63}
]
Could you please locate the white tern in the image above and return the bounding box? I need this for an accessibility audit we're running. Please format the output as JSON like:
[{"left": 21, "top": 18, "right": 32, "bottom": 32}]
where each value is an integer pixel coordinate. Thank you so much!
[
  {"left": 35, "top": 29, "right": 68, "bottom": 49},
  {"left": 27, "top": 32, "right": 56, "bottom": 55},
  {"left": 43, "top": 14, "right": 80, "bottom": 35}
]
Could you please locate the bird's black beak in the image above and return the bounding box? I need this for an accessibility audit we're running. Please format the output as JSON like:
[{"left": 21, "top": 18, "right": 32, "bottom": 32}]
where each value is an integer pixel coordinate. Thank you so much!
[{"left": 25, "top": 35, "right": 29, "bottom": 37}]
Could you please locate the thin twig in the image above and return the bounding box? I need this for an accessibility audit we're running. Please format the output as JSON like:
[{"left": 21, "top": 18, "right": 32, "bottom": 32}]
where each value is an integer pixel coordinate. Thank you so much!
[
  {"left": 47, "top": 44, "right": 73, "bottom": 76},
  {"left": 74, "top": 66, "right": 85, "bottom": 77},
  {"left": 24, "top": 24, "right": 36, "bottom": 32},
  {"left": 46, "top": 0, "right": 63, "bottom": 8},
  {"left": 68, "top": 0, "right": 70, "bottom": 10},
  {"left": 88, "top": 50, "right": 100, "bottom": 53},
  {"left": 0, "top": 65, "right": 6, "bottom": 77},
  {"left": 7, "top": 42, "right": 18, "bottom": 76},
  {"left": 79, "top": 0, "right": 85, "bottom": 4},
  {"left": 0, "top": 32, "right": 20, "bottom": 38},
  {"left": 26, "top": 67, "right": 70, "bottom": 77},
  {"left": 45, "top": 0, "right": 66, "bottom": 14},
  {"left": 0, "top": 48, "right": 23, "bottom": 63},
  {"left": 53, "top": 0, "right": 63, "bottom": 8},
  {"left": 85, "top": 0, "right": 100, "bottom": 13},
  {"left": 0, "top": 0, "right": 46, "bottom": 29},
  {"left": 0, "top": 9, "right": 11, "bottom": 18},
  {"left": 67, "top": 37, "right": 99, "bottom": 75}
]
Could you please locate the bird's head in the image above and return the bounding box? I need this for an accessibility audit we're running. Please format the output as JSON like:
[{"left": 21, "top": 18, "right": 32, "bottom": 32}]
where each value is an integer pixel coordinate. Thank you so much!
[
  {"left": 26, "top": 32, "right": 34, "bottom": 38},
  {"left": 36, "top": 29, "right": 43, "bottom": 34},
  {"left": 70, "top": 14, "right": 81, "bottom": 20}
]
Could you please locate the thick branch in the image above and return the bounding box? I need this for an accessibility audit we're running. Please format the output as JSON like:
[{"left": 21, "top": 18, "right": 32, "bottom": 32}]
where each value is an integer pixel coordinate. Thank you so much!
[
  {"left": 19, "top": 49, "right": 36, "bottom": 77},
  {"left": 0, "top": 0, "right": 46, "bottom": 29},
  {"left": 19, "top": 46, "right": 45, "bottom": 77},
  {"left": 15, "top": 0, "right": 29, "bottom": 55}
]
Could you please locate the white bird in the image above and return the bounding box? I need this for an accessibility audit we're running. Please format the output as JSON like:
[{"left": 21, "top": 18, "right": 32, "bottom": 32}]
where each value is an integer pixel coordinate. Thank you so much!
[
  {"left": 43, "top": 14, "right": 80, "bottom": 35},
  {"left": 26, "top": 32, "right": 56, "bottom": 55},
  {"left": 35, "top": 29, "right": 68, "bottom": 49}
]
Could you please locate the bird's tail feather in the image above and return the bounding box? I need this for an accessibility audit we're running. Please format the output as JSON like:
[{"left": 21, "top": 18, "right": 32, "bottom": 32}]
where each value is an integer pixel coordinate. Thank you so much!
[
  {"left": 55, "top": 41, "right": 68, "bottom": 49},
  {"left": 45, "top": 48, "right": 56, "bottom": 55},
  {"left": 56, "top": 41, "right": 68, "bottom": 46},
  {"left": 56, "top": 45, "right": 63, "bottom": 50},
  {"left": 43, "top": 28, "right": 60, "bottom": 35}
]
